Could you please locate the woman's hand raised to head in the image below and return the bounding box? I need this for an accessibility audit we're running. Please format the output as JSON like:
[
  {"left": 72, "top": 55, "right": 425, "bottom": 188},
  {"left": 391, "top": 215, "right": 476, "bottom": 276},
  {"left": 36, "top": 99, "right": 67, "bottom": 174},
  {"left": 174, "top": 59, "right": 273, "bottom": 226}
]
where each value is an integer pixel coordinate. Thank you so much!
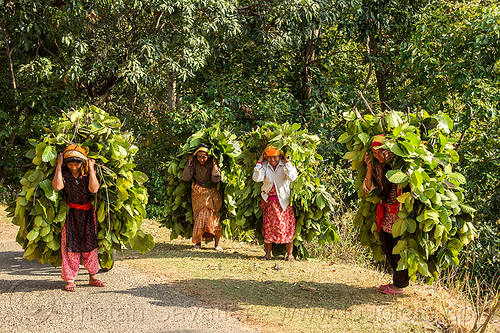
[
  {"left": 283, "top": 155, "right": 290, "bottom": 163},
  {"left": 56, "top": 153, "right": 64, "bottom": 168},
  {"left": 187, "top": 155, "right": 194, "bottom": 166},
  {"left": 257, "top": 152, "right": 265, "bottom": 163},
  {"left": 212, "top": 157, "right": 219, "bottom": 171},
  {"left": 364, "top": 152, "right": 372, "bottom": 166},
  {"left": 88, "top": 158, "right": 95, "bottom": 170}
]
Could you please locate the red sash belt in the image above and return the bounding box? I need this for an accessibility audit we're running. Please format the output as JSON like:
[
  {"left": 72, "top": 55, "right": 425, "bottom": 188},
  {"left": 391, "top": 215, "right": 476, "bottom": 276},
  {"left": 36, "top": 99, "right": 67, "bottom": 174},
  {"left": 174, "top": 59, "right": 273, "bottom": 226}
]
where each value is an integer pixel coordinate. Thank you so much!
[
  {"left": 67, "top": 201, "right": 92, "bottom": 210},
  {"left": 376, "top": 202, "right": 398, "bottom": 233}
]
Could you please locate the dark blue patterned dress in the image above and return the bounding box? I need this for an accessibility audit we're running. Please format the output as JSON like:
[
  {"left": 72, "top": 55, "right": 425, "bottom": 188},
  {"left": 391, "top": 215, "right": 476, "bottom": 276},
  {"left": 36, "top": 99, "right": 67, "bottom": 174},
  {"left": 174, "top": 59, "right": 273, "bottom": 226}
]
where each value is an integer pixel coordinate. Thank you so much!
[{"left": 62, "top": 167, "right": 98, "bottom": 253}]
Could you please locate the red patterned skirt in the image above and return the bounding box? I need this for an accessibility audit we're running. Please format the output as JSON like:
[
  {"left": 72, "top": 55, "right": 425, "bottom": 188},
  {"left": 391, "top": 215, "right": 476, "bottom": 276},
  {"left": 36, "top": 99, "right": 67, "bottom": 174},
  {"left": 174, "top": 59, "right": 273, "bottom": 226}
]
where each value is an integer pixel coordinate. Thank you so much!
[{"left": 260, "top": 199, "right": 296, "bottom": 244}]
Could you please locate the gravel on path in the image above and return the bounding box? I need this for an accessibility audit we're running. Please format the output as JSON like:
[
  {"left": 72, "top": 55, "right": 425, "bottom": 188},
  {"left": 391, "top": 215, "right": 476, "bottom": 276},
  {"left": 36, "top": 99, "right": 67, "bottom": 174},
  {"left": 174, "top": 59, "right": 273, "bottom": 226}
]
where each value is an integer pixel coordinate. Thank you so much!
[{"left": 0, "top": 225, "right": 255, "bottom": 333}]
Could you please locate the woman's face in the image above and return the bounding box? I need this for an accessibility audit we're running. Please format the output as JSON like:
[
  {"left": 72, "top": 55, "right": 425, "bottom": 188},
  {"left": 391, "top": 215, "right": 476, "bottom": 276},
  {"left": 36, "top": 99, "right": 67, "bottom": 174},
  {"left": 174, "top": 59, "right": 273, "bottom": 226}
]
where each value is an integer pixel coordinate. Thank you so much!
[
  {"left": 196, "top": 151, "right": 209, "bottom": 165},
  {"left": 373, "top": 148, "right": 387, "bottom": 164},
  {"left": 66, "top": 162, "right": 82, "bottom": 174},
  {"left": 266, "top": 155, "right": 280, "bottom": 168}
]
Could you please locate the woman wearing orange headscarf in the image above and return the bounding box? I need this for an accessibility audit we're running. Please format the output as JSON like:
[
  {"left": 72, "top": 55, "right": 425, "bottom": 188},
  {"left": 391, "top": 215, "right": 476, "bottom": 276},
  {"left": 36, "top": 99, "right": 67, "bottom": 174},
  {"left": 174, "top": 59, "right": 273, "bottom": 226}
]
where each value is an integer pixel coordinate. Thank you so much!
[
  {"left": 253, "top": 146, "right": 298, "bottom": 261},
  {"left": 363, "top": 135, "right": 408, "bottom": 295},
  {"left": 52, "top": 145, "right": 106, "bottom": 291}
]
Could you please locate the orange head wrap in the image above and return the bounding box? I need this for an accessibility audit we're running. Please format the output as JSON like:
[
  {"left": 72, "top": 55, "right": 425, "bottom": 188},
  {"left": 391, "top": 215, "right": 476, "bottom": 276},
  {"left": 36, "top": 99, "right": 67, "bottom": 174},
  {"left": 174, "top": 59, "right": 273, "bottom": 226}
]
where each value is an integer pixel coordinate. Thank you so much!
[
  {"left": 63, "top": 145, "right": 89, "bottom": 176},
  {"left": 264, "top": 146, "right": 281, "bottom": 157}
]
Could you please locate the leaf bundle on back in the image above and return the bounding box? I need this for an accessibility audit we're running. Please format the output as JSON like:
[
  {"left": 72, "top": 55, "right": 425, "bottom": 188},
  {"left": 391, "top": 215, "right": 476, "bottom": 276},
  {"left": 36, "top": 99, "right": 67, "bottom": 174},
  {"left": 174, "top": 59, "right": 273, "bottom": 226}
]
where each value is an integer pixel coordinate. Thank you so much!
[
  {"left": 7, "top": 106, "right": 154, "bottom": 268},
  {"left": 340, "top": 110, "right": 476, "bottom": 284}
]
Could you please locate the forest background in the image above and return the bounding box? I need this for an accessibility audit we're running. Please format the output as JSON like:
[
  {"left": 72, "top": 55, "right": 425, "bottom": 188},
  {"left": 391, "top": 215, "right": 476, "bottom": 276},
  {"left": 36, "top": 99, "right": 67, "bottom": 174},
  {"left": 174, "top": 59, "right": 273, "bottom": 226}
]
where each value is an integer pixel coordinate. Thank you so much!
[{"left": 0, "top": 0, "right": 498, "bottom": 291}]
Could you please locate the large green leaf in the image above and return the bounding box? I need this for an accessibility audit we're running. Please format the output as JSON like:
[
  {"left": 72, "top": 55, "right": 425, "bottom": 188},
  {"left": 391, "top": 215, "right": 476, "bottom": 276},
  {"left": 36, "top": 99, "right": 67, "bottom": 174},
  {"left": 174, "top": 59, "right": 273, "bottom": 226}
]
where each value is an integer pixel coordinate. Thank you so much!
[
  {"left": 42, "top": 146, "right": 57, "bottom": 162},
  {"left": 384, "top": 112, "right": 404, "bottom": 129},
  {"left": 27, "top": 228, "right": 40, "bottom": 241},
  {"left": 386, "top": 170, "right": 408, "bottom": 184},
  {"left": 132, "top": 171, "right": 149, "bottom": 184},
  {"left": 447, "top": 172, "right": 466, "bottom": 185},
  {"left": 39, "top": 179, "right": 58, "bottom": 202},
  {"left": 392, "top": 239, "right": 407, "bottom": 254}
]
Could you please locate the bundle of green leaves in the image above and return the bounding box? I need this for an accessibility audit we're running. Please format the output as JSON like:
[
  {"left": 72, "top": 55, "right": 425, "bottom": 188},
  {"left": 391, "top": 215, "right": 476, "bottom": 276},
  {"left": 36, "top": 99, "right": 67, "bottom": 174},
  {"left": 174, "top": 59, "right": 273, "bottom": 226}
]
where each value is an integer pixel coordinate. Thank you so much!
[
  {"left": 161, "top": 123, "right": 241, "bottom": 240},
  {"left": 7, "top": 106, "right": 154, "bottom": 268},
  {"left": 339, "top": 110, "right": 476, "bottom": 284},
  {"left": 236, "top": 123, "right": 338, "bottom": 258}
]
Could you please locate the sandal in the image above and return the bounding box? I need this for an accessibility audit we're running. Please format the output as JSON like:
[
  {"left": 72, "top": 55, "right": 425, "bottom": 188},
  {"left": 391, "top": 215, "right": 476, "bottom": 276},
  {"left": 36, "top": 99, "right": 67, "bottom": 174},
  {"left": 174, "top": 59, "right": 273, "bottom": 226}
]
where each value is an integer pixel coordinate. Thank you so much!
[
  {"left": 89, "top": 279, "right": 107, "bottom": 287},
  {"left": 286, "top": 254, "right": 295, "bottom": 262},
  {"left": 377, "top": 283, "right": 391, "bottom": 292},
  {"left": 262, "top": 255, "right": 272, "bottom": 260},
  {"left": 378, "top": 284, "right": 403, "bottom": 295},
  {"left": 65, "top": 282, "right": 77, "bottom": 292}
]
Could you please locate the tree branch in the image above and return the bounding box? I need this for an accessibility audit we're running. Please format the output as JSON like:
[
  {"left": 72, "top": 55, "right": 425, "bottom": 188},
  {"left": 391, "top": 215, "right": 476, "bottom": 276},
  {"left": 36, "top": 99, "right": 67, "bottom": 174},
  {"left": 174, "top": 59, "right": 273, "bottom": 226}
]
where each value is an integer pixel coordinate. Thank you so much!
[
  {"left": 454, "top": 124, "right": 469, "bottom": 150},
  {"left": 361, "top": 62, "right": 372, "bottom": 94},
  {"left": 358, "top": 90, "right": 376, "bottom": 116}
]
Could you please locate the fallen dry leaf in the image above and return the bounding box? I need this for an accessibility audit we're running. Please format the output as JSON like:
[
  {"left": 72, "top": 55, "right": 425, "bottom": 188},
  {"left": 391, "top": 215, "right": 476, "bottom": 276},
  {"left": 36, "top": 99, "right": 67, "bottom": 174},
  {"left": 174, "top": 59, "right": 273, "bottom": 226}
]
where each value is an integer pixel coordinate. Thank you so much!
[{"left": 299, "top": 284, "right": 318, "bottom": 292}]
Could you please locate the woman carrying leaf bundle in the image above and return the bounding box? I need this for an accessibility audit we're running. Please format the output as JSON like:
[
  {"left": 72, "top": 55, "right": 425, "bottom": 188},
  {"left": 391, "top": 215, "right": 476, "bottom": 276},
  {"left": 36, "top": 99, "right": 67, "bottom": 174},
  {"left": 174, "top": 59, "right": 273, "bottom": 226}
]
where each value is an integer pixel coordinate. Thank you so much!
[
  {"left": 253, "top": 146, "right": 298, "bottom": 261},
  {"left": 182, "top": 143, "right": 223, "bottom": 251},
  {"left": 363, "top": 135, "right": 409, "bottom": 295},
  {"left": 51, "top": 145, "right": 107, "bottom": 292}
]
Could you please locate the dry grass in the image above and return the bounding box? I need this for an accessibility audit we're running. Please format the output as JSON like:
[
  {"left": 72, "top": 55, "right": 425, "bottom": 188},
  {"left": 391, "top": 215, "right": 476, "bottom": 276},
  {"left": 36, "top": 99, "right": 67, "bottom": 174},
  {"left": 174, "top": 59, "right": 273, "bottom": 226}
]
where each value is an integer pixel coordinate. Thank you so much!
[
  {"left": 0, "top": 203, "right": 10, "bottom": 223},
  {"left": 117, "top": 219, "right": 500, "bottom": 333},
  {"left": 432, "top": 268, "right": 500, "bottom": 333},
  {"left": 0, "top": 204, "right": 17, "bottom": 242}
]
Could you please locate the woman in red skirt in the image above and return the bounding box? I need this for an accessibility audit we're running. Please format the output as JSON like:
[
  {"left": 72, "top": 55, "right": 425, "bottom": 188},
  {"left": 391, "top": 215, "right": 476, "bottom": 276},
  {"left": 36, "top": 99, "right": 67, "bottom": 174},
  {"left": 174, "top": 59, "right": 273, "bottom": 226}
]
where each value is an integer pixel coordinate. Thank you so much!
[{"left": 253, "top": 146, "right": 298, "bottom": 261}]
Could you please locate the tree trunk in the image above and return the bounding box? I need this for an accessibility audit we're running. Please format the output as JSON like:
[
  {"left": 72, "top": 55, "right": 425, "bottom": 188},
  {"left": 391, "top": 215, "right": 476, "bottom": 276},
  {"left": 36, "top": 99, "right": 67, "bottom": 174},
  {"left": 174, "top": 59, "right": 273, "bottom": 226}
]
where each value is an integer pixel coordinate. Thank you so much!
[
  {"left": 375, "top": 68, "right": 389, "bottom": 112},
  {"left": 1, "top": 18, "right": 20, "bottom": 144},
  {"left": 368, "top": 35, "right": 389, "bottom": 112},
  {"left": 167, "top": 72, "right": 177, "bottom": 111},
  {"left": 300, "top": 28, "right": 320, "bottom": 107}
]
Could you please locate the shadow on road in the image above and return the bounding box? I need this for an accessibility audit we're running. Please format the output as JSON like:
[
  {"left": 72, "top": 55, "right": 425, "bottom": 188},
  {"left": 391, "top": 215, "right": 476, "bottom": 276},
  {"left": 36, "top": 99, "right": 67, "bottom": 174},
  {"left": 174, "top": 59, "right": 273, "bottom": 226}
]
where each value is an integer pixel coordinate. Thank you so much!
[
  {"left": 98, "top": 276, "right": 400, "bottom": 313},
  {"left": 0, "top": 249, "right": 62, "bottom": 292},
  {"left": 0, "top": 250, "right": 59, "bottom": 277},
  {"left": 117, "top": 242, "right": 262, "bottom": 262},
  {"left": 165, "top": 277, "right": 400, "bottom": 311}
]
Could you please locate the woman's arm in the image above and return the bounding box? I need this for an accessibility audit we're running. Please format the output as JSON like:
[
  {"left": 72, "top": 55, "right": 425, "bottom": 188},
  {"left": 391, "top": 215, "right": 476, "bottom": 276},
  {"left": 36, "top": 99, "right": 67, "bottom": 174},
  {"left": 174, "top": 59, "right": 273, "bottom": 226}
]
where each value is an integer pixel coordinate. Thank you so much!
[
  {"left": 283, "top": 156, "right": 297, "bottom": 182},
  {"left": 211, "top": 158, "right": 221, "bottom": 183},
  {"left": 52, "top": 153, "right": 64, "bottom": 191},
  {"left": 252, "top": 153, "right": 265, "bottom": 182},
  {"left": 181, "top": 156, "right": 195, "bottom": 182},
  {"left": 88, "top": 159, "right": 100, "bottom": 193},
  {"left": 363, "top": 152, "right": 375, "bottom": 194}
]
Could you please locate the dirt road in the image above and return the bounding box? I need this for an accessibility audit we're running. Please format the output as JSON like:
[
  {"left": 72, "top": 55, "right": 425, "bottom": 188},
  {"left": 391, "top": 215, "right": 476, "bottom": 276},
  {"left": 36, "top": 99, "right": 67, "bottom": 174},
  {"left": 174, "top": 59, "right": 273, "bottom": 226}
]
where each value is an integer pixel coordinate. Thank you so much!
[{"left": 0, "top": 223, "right": 255, "bottom": 333}]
